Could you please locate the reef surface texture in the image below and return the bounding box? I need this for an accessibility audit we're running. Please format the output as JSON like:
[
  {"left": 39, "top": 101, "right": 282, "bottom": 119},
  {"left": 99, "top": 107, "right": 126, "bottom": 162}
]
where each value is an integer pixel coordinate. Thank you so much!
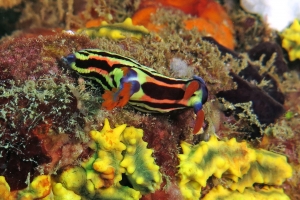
[{"left": 0, "top": 0, "right": 299, "bottom": 200}]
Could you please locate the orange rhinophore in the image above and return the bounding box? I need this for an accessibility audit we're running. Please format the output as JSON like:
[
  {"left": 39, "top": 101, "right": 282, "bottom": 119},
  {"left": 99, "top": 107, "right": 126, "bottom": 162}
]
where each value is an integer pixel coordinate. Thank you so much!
[
  {"left": 184, "top": 80, "right": 200, "bottom": 100},
  {"left": 193, "top": 109, "right": 205, "bottom": 134}
]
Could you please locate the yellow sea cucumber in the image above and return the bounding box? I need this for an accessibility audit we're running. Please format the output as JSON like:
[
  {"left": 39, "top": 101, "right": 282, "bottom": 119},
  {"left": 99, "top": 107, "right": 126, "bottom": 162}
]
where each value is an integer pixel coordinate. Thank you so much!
[
  {"left": 177, "top": 135, "right": 292, "bottom": 200},
  {"left": 281, "top": 19, "right": 300, "bottom": 61}
]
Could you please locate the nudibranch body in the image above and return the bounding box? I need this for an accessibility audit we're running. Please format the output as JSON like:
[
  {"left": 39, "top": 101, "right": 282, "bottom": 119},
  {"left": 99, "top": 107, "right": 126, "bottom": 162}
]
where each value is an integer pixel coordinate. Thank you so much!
[{"left": 65, "top": 49, "right": 208, "bottom": 134}]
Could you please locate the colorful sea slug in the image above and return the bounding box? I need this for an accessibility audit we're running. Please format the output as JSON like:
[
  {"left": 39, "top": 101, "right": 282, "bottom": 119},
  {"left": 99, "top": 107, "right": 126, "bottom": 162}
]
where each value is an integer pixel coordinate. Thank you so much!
[
  {"left": 77, "top": 18, "right": 150, "bottom": 40},
  {"left": 65, "top": 49, "right": 208, "bottom": 134}
]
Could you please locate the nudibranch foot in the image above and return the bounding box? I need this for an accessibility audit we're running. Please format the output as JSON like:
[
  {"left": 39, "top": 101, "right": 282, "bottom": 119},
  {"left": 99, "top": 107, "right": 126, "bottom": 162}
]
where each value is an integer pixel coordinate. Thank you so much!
[
  {"left": 102, "top": 88, "right": 119, "bottom": 110},
  {"left": 193, "top": 109, "right": 205, "bottom": 134},
  {"left": 102, "top": 83, "right": 132, "bottom": 110}
]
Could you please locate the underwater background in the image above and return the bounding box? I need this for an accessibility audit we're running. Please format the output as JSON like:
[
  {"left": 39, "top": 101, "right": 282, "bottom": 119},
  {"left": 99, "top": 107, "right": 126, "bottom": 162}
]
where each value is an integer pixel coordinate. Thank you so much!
[{"left": 0, "top": 0, "right": 299, "bottom": 199}]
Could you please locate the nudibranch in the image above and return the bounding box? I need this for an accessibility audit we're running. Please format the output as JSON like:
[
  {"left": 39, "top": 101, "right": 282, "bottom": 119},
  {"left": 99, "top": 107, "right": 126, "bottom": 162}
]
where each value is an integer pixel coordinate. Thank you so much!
[
  {"left": 64, "top": 49, "right": 208, "bottom": 134},
  {"left": 77, "top": 18, "right": 150, "bottom": 41}
]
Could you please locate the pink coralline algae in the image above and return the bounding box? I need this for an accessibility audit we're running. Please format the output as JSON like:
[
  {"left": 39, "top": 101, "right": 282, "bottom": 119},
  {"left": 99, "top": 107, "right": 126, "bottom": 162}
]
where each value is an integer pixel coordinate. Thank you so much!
[{"left": 0, "top": 32, "right": 97, "bottom": 190}]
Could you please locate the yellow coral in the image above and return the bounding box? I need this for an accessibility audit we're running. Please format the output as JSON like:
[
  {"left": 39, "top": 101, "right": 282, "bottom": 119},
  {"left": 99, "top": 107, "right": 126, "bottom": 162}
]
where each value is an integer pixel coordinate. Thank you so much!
[
  {"left": 80, "top": 118, "right": 161, "bottom": 199},
  {"left": 95, "top": 184, "right": 141, "bottom": 200},
  {"left": 0, "top": 175, "right": 52, "bottom": 200},
  {"left": 0, "top": 175, "right": 53, "bottom": 200},
  {"left": 52, "top": 182, "right": 81, "bottom": 200},
  {"left": 281, "top": 19, "right": 300, "bottom": 61},
  {"left": 230, "top": 149, "right": 293, "bottom": 192},
  {"left": 77, "top": 18, "right": 149, "bottom": 40},
  {"left": 58, "top": 166, "right": 87, "bottom": 192},
  {"left": 177, "top": 136, "right": 292, "bottom": 200},
  {"left": 120, "top": 126, "right": 162, "bottom": 193},
  {"left": 17, "top": 175, "right": 51, "bottom": 200},
  {"left": 87, "top": 118, "right": 127, "bottom": 187},
  {"left": 178, "top": 136, "right": 256, "bottom": 199},
  {"left": 203, "top": 185, "right": 290, "bottom": 200},
  {"left": 0, "top": 176, "right": 13, "bottom": 200},
  {"left": 0, "top": 119, "right": 157, "bottom": 200}
]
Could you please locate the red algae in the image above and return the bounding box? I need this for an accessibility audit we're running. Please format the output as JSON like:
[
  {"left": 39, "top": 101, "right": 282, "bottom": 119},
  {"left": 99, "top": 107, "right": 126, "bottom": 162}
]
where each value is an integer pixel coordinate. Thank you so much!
[
  {"left": 0, "top": 33, "right": 97, "bottom": 83},
  {"left": 137, "top": 115, "right": 181, "bottom": 180},
  {"left": 0, "top": 32, "right": 98, "bottom": 190},
  {"left": 0, "top": 124, "right": 51, "bottom": 190},
  {"left": 141, "top": 182, "right": 183, "bottom": 200}
]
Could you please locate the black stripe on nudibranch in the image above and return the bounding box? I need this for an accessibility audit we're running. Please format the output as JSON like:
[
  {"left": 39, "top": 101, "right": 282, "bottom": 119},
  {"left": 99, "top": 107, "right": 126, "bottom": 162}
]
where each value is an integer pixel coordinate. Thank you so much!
[
  {"left": 135, "top": 68, "right": 189, "bottom": 85},
  {"left": 129, "top": 100, "right": 186, "bottom": 110},
  {"left": 111, "top": 75, "right": 117, "bottom": 88},
  {"left": 77, "top": 51, "right": 91, "bottom": 57},
  {"left": 77, "top": 50, "right": 190, "bottom": 85},
  {"left": 82, "top": 49, "right": 142, "bottom": 66},
  {"left": 81, "top": 71, "right": 113, "bottom": 90},
  {"left": 149, "top": 73, "right": 188, "bottom": 85},
  {"left": 141, "top": 82, "right": 185, "bottom": 100},
  {"left": 75, "top": 58, "right": 114, "bottom": 73}
]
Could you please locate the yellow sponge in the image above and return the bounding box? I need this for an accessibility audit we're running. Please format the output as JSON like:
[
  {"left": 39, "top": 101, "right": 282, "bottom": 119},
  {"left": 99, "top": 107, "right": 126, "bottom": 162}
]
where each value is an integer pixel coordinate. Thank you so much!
[
  {"left": 83, "top": 118, "right": 127, "bottom": 188},
  {"left": 177, "top": 136, "right": 292, "bottom": 200},
  {"left": 230, "top": 149, "right": 293, "bottom": 192},
  {"left": 52, "top": 182, "right": 81, "bottom": 200},
  {"left": 203, "top": 185, "right": 290, "bottom": 200},
  {"left": 95, "top": 183, "right": 141, "bottom": 200},
  {"left": 17, "top": 175, "right": 51, "bottom": 200},
  {"left": 0, "top": 176, "right": 13, "bottom": 200},
  {"left": 79, "top": 119, "right": 161, "bottom": 199},
  {"left": 58, "top": 166, "right": 87, "bottom": 192},
  {"left": 120, "top": 126, "right": 162, "bottom": 193},
  {"left": 281, "top": 19, "right": 300, "bottom": 61}
]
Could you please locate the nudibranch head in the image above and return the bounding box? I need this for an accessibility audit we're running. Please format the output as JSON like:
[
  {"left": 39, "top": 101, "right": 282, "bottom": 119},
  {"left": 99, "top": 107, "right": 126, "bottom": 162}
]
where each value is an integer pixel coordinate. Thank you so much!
[
  {"left": 186, "top": 76, "right": 208, "bottom": 113},
  {"left": 185, "top": 76, "right": 208, "bottom": 134},
  {"left": 64, "top": 53, "right": 76, "bottom": 66}
]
